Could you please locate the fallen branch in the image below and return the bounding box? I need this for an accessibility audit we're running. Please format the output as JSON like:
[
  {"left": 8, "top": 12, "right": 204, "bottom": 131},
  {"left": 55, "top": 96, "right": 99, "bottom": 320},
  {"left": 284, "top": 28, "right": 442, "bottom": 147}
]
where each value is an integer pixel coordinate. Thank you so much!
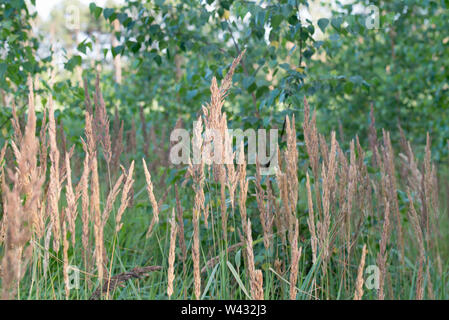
[{"left": 90, "top": 265, "right": 162, "bottom": 300}]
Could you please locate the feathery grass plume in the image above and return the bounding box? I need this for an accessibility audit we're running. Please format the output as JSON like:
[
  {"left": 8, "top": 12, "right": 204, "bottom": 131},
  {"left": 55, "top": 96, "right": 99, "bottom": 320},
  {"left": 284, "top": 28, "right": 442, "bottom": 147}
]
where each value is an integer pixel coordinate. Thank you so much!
[
  {"left": 277, "top": 115, "right": 299, "bottom": 244},
  {"left": 425, "top": 260, "right": 435, "bottom": 299},
  {"left": 202, "top": 50, "right": 245, "bottom": 181},
  {"left": 94, "top": 72, "right": 112, "bottom": 167},
  {"left": 64, "top": 152, "right": 77, "bottom": 245},
  {"left": 406, "top": 189, "right": 426, "bottom": 300},
  {"left": 200, "top": 57, "right": 243, "bottom": 239},
  {"left": 143, "top": 158, "right": 159, "bottom": 237},
  {"left": 83, "top": 77, "right": 93, "bottom": 115},
  {"left": 167, "top": 208, "right": 177, "bottom": 299},
  {"left": 225, "top": 131, "right": 238, "bottom": 213},
  {"left": 319, "top": 134, "right": 329, "bottom": 169},
  {"left": 381, "top": 130, "right": 404, "bottom": 263},
  {"left": 423, "top": 133, "right": 439, "bottom": 264},
  {"left": 303, "top": 97, "right": 322, "bottom": 218},
  {"left": 400, "top": 141, "right": 423, "bottom": 195},
  {"left": 355, "top": 135, "right": 371, "bottom": 199},
  {"left": 245, "top": 219, "right": 257, "bottom": 299},
  {"left": 354, "top": 244, "right": 367, "bottom": 300},
  {"left": 204, "top": 203, "right": 210, "bottom": 228},
  {"left": 219, "top": 163, "right": 228, "bottom": 242},
  {"left": 111, "top": 120, "right": 124, "bottom": 175},
  {"left": 274, "top": 259, "right": 284, "bottom": 278},
  {"left": 344, "top": 140, "right": 357, "bottom": 264},
  {"left": 78, "top": 139, "right": 90, "bottom": 267},
  {"left": 253, "top": 270, "right": 264, "bottom": 300},
  {"left": 9, "top": 75, "right": 45, "bottom": 238},
  {"left": 62, "top": 221, "right": 70, "bottom": 299},
  {"left": 38, "top": 105, "right": 48, "bottom": 177},
  {"left": 275, "top": 168, "right": 291, "bottom": 240},
  {"left": 102, "top": 173, "right": 124, "bottom": 226},
  {"left": 336, "top": 141, "right": 349, "bottom": 216},
  {"left": 96, "top": 172, "right": 124, "bottom": 284},
  {"left": 266, "top": 178, "right": 281, "bottom": 242},
  {"left": 0, "top": 181, "right": 27, "bottom": 299},
  {"left": 175, "top": 185, "right": 187, "bottom": 262},
  {"left": 238, "top": 141, "right": 249, "bottom": 235},
  {"left": 255, "top": 159, "right": 272, "bottom": 250},
  {"left": 317, "top": 161, "right": 330, "bottom": 275},
  {"left": 306, "top": 172, "right": 317, "bottom": 264},
  {"left": 115, "top": 161, "right": 135, "bottom": 232},
  {"left": 87, "top": 113, "right": 103, "bottom": 280},
  {"left": 48, "top": 95, "right": 62, "bottom": 251},
  {"left": 1, "top": 170, "right": 39, "bottom": 299},
  {"left": 397, "top": 123, "right": 412, "bottom": 182},
  {"left": 11, "top": 101, "right": 23, "bottom": 143},
  {"left": 188, "top": 117, "right": 205, "bottom": 300},
  {"left": 317, "top": 132, "right": 337, "bottom": 276},
  {"left": 289, "top": 219, "right": 302, "bottom": 300},
  {"left": 285, "top": 115, "right": 298, "bottom": 214},
  {"left": 377, "top": 200, "right": 390, "bottom": 300},
  {"left": 326, "top": 131, "right": 338, "bottom": 203},
  {"left": 84, "top": 107, "right": 97, "bottom": 155}
]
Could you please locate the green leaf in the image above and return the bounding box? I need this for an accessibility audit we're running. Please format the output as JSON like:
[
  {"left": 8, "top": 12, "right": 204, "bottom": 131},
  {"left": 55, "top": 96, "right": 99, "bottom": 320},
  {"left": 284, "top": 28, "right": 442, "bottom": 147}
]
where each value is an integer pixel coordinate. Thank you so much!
[
  {"left": 111, "top": 45, "right": 124, "bottom": 57},
  {"left": 186, "top": 89, "right": 198, "bottom": 100},
  {"left": 0, "top": 63, "right": 7, "bottom": 80},
  {"left": 344, "top": 81, "right": 353, "bottom": 94},
  {"left": 303, "top": 48, "right": 315, "bottom": 59},
  {"left": 331, "top": 17, "right": 343, "bottom": 31},
  {"left": 154, "top": 55, "right": 162, "bottom": 65},
  {"left": 103, "top": 8, "right": 115, "bottom": 21},
  {"left": 201, "top": 263, "right": 220, "bottom": 299},
  {"left": 117, "top": 12, "right": 128, "bottom": 23},
  {"left": 77, "top": 40, "right": 92, "bottom": 54},
  {"left": 64, "top": 55, "right": 82, "bottom": 71},
  {"left": 89, "top": 3, "right": 102, "bottom": 19},
  {"left": 235, "top": 250, "right": 241, "bottom": 269},
  {"left": 243, "top": 76, "right": 255, "bottom": 89},
  {"left": 317, "top": 18, "right": 329, "bottom": 33},
  {"left": 271, "top": 14, "right": 283, "bottom": 29},
  {"left": 226, "top": 261, "right": 251, "bottom": 299}
]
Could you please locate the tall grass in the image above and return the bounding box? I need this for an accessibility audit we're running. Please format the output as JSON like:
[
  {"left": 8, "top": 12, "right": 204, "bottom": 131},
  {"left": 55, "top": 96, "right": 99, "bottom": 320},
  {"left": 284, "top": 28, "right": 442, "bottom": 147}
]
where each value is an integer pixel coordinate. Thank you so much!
[{"left": 0, "top": 55, "right": 448, "bottom": 300}]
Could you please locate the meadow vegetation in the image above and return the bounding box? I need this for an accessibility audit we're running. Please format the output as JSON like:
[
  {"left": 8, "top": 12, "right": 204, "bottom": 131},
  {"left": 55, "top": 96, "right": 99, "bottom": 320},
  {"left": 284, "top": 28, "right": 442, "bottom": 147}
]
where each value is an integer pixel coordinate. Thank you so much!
[{"left": 0, "top": 0, "right": 448, "bottom": 300}]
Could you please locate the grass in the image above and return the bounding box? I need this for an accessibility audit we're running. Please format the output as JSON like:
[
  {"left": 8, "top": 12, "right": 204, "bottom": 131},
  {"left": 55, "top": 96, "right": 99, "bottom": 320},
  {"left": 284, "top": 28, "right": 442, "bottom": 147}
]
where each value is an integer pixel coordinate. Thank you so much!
[{"left": 0, "top": 55, "right": 448, "bottom": 300}]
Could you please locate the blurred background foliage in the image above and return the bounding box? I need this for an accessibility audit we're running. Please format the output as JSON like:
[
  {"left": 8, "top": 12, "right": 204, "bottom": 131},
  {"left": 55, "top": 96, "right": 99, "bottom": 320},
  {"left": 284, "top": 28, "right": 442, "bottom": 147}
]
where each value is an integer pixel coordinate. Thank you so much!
[{"left": 0, "top": 0, "right": 448, "bottom": 161}]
